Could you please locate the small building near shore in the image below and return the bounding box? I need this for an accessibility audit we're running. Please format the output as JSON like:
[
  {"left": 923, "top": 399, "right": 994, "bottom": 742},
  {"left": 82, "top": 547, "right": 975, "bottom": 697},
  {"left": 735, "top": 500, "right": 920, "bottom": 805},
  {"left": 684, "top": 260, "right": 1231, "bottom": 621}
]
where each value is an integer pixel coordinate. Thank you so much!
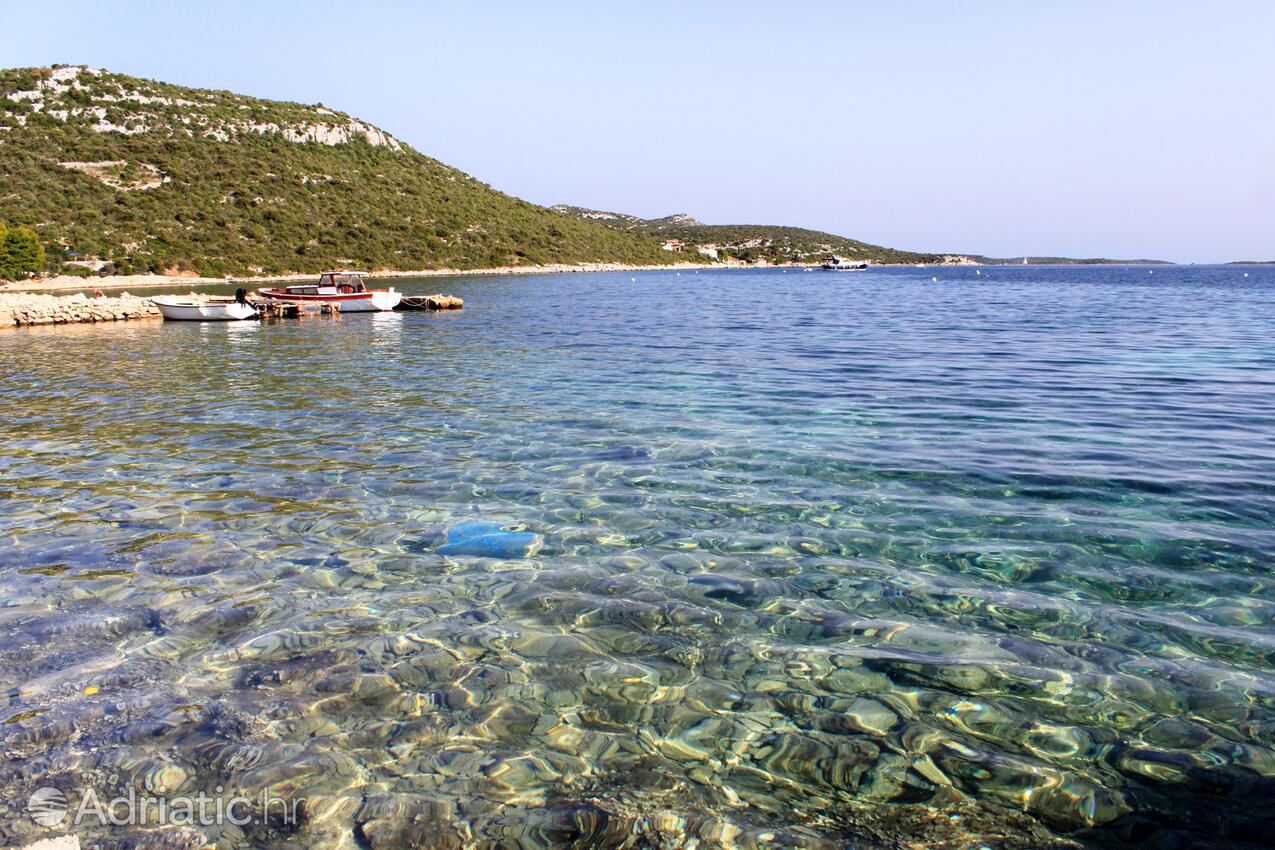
[{"left": 661, "top": 239, "right": 685, "bottom": 253}]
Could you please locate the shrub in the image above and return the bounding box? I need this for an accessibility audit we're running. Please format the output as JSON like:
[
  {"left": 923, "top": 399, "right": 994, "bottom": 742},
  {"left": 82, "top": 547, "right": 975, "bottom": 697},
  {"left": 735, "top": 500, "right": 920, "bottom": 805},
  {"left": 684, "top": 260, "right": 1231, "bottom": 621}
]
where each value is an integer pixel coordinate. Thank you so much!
[{"left": 0, "top": 224, "right": 45, "bottom": 279}]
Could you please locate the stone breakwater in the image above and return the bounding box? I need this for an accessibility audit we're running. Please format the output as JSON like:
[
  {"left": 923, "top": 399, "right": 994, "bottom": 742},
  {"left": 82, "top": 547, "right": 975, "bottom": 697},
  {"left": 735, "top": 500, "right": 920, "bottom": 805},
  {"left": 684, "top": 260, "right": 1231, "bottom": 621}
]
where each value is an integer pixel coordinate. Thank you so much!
[{"left": 0, "top": 291, "right": 160, "bottom": 326}]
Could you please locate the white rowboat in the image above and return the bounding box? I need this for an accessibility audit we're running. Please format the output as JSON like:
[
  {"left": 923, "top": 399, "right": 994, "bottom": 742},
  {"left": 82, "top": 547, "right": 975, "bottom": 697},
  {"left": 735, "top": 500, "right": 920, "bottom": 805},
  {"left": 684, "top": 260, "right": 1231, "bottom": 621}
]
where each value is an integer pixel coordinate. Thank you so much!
[{"left": 152, "top": 295, "right": 257, "bottom": 321}]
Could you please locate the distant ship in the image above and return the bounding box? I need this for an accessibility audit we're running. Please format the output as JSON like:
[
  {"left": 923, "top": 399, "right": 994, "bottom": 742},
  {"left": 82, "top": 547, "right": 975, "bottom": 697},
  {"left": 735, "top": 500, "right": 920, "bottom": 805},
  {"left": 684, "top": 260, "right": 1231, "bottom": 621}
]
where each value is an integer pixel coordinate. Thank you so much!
[{"left": 820, "top": 256, "right": 869, "bottom": 271}]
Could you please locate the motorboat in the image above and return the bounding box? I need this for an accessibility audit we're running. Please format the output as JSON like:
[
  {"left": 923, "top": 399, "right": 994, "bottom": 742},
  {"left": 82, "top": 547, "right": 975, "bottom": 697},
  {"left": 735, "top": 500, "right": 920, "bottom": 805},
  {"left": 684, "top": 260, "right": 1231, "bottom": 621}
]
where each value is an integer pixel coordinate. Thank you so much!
[
  {"left": 820, "top": 256, "right": 869, "bottom": 271},
  {"left": 257, "top": 271, "right": 401, "bottom": 312},
  {"left": 152, "top": 294, "right": 257, "bottom": 321}
]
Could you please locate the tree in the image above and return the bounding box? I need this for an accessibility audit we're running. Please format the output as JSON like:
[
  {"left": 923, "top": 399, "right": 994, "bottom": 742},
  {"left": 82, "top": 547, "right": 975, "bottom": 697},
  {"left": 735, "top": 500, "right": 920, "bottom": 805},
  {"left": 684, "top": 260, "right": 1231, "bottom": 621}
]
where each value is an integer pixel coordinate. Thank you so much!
[{"left": 0, "top": 225, "right": 46, "bottom": 279}]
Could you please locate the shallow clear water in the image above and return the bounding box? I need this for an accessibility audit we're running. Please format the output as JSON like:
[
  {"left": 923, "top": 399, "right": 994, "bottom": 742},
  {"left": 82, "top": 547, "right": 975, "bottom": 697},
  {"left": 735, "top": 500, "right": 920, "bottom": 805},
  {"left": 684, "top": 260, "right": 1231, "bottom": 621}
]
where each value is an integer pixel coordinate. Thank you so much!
[{"left": 2, "top": 265, "right": 1275, "bottom": 849}]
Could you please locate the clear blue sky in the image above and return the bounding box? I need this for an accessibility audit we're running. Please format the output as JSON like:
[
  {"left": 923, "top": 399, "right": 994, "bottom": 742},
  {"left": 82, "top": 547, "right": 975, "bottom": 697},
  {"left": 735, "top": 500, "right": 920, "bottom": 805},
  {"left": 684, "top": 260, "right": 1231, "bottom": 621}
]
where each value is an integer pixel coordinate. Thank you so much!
[{"left": 3, "top": 1, "right": 1271, "bottom": 262}]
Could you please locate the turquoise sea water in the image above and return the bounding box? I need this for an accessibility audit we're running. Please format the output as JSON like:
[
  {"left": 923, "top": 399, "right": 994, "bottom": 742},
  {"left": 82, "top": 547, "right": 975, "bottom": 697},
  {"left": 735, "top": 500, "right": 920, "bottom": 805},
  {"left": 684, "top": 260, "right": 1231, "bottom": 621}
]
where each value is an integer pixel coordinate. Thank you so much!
[{"left": 2, "top": 265, "right": 1274, "bottom": 848}]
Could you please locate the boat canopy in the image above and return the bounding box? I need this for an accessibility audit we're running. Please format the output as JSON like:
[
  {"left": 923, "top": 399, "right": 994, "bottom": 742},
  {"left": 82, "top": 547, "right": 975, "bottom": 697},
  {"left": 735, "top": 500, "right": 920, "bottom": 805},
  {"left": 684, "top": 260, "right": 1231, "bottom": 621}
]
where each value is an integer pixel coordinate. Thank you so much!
[{"left": 319, "top": 271, "right": 369, "bottom": 292}]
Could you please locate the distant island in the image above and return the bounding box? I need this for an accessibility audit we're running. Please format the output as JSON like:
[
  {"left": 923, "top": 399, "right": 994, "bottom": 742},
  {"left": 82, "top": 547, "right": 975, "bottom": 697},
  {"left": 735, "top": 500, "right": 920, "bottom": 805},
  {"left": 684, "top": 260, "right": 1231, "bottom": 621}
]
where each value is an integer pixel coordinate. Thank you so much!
[
  {"left": 971, "top": 255, "right": 1174, "bottom": 265},
  {"left": 0, "top": 65, "right": 1176, "bottom": 284},
  {"left": 550, "top": 206, "right": 1175, "bottom": 267},
  {"left": 549, "top": 205, "right": 947, "bottom": 265}
]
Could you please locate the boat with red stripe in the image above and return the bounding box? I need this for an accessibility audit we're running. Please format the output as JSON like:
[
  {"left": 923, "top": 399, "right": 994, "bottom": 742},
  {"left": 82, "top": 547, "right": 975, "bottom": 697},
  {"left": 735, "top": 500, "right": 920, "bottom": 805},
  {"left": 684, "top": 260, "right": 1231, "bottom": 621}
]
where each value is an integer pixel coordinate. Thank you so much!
[{"left": 258, "top": 271, "right": 401, "bottom": 312}]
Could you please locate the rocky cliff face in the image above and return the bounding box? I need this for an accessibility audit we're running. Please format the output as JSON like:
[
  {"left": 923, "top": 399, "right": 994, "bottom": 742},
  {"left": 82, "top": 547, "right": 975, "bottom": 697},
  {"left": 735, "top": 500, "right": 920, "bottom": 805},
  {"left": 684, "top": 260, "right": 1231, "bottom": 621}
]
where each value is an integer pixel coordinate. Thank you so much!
[
  {"left": 1, "top": 66, "right": 402, "bottom": 150},
  {"left": 549, "top": 206, "right": 702, "bottom": 230},
  {"left": 550, "top": 205, "right": 644, "bottom": 225}
]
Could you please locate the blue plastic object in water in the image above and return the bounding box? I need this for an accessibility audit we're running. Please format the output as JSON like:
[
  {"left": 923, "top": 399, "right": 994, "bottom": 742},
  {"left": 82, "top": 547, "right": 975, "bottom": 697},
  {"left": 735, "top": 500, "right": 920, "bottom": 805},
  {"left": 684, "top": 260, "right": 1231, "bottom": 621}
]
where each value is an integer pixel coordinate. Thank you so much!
[
  {"left": 436, "top": 522, "right": 542, "bottom": 559},
  {"left": 443, "top": 521, "right": 507, "bottom": 544}
]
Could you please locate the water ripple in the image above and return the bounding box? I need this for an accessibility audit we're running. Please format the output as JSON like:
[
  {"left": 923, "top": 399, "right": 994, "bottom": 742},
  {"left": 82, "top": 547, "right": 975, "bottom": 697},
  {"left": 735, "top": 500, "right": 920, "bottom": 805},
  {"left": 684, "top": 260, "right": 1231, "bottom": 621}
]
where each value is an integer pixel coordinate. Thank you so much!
[{"left": 2, "top": 266, "right": 1275, "bottom": 848}]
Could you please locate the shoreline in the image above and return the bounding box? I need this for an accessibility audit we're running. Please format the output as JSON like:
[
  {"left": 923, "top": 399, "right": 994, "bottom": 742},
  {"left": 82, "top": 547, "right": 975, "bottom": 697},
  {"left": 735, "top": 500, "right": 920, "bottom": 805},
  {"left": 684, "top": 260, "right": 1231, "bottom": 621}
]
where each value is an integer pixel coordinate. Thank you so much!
[
  {"left": 2, "top": 257, "right": 1193, "bottom": 296},
  {"left": 0, "top": 257, "right": 986, "bottom": 294},
  {"left": 4, "top": 261, "right": 722, "bottom": 294}
]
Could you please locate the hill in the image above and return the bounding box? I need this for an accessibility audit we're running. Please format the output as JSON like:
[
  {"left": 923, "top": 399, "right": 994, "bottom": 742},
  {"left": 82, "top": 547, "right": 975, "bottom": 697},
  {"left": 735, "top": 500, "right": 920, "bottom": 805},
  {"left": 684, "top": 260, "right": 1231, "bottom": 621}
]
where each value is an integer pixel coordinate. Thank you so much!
[
  {"left": 551, "top": 205, "right": 945, "bottom": 264},
  {"left": 0, "top": 66, "right": 677, "bottom": 278}
]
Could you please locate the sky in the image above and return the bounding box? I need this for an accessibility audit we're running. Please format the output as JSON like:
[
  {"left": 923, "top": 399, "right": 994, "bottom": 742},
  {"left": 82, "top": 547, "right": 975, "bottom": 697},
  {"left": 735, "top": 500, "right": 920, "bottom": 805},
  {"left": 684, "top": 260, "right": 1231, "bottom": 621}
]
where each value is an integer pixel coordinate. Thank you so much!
[{"left": 2, "top": 1, "right": 1272, "bottom": 262}]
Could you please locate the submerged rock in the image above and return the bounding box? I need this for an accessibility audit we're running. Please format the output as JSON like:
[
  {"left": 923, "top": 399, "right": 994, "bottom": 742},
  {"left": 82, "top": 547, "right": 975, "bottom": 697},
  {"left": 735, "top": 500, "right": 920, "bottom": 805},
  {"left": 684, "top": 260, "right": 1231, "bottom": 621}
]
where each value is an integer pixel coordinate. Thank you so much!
[{"left": 435, "top": 521, "right": 543, "bottom": 559}]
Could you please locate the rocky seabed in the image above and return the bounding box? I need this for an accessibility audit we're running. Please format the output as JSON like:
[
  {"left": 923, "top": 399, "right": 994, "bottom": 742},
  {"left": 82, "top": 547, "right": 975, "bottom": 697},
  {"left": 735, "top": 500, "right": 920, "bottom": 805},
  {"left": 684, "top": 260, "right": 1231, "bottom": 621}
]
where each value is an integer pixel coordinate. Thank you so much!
[{"left": 0, "top": 292, "right": 160, "bottom": 326}]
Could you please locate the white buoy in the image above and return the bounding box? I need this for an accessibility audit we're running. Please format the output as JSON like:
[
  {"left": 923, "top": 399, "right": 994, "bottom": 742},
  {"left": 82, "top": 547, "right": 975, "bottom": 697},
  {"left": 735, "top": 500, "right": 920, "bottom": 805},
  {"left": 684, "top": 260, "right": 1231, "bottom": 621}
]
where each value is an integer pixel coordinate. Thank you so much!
[
  {"left": 976, "top": 269, "right": 981, "bottom": 275},
  {"left": 1244, "top": 272, "right": 1249, "bottom": 278},
  {"left": 932, "top": 276, "right": 938, "bottom": 282}
]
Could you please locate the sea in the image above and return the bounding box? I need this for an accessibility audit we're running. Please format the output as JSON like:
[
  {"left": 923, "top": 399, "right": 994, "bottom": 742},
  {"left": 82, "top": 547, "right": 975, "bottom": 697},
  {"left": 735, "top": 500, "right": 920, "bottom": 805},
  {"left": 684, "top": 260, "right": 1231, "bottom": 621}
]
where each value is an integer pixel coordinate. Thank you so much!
[{"left": 1, "top": 264, "right": 1273, "bottom": 849}]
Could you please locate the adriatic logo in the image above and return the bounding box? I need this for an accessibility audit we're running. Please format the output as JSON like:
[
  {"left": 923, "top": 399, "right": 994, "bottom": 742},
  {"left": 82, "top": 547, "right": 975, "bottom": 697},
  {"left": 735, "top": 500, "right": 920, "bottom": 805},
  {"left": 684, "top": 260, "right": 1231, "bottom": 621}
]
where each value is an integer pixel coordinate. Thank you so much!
[{"left": 26, "top": 786, "right": 68, "bottom": 827}]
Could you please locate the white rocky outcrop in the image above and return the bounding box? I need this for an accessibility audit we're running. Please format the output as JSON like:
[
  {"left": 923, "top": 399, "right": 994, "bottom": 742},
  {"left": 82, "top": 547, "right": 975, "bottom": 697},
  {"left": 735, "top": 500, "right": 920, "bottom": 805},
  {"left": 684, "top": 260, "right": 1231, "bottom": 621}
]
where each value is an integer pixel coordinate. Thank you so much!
[
  {"left": 276, "top": 120, "right": 401, "bottom": 150},
  {"left": 58, "top": 160, "right": 170, "bottom": 190},
  {"left": 2, "top": 65, "right": 404, "bottom": 151}
]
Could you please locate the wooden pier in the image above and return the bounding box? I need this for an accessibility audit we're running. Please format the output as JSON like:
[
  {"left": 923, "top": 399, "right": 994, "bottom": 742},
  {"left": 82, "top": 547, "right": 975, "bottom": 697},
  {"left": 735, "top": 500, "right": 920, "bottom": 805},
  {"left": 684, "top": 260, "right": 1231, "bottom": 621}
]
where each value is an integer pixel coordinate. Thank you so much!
[
  {"left": 246, "top": 291, "right": 461, "bottom": 319},
  {"left": 252, "top": 300, "right": 342, "bottom": 319}
]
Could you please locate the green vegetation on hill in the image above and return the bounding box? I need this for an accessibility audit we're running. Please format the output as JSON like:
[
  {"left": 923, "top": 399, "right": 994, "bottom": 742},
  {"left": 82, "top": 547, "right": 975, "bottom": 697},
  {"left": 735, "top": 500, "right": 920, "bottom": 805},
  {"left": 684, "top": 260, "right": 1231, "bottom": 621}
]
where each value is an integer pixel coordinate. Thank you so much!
[
  {"left": 0, "top": 66, "right": 677, "bottom": 278},
  {"left": 551, "top": 205, "right": 943, "bottom": 264}
]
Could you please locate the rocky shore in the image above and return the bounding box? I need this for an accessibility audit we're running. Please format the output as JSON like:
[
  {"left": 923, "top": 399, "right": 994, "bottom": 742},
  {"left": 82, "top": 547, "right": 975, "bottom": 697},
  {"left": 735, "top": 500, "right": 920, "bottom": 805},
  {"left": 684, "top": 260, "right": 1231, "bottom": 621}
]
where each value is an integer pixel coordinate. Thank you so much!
[
  {"left": 0, "top": 291, "right": 160, "bottom": 326},
  {"left": 400, "top": 293, "right": 464, "bottom": 310},
  {"left": 0, "top": 290, "right": 464, "bottom": 327}
]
